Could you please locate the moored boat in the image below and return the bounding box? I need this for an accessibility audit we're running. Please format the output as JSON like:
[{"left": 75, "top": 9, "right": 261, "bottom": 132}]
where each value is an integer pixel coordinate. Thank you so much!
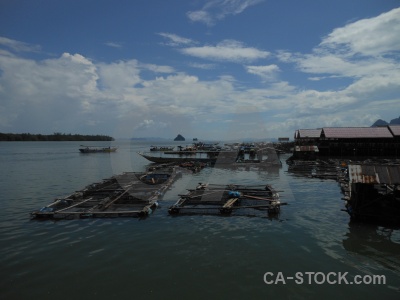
[
  {"left": 150, "top": 146, "right": 174, "bottom": 151},
  {"left": 79, "top": 145, "right": 118, "bottom": 153},
  {"left": 137, "top": 151, "right": 281, "bottom": 166}
]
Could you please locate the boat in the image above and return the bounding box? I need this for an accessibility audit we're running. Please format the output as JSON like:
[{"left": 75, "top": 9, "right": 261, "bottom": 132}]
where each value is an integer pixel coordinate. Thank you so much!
[
  {"left": 137, "top": 152, "right": 210, "bottom": 163},
  {"left": 79, "top": 145, "right": 117, "bottom": 153},
  {"left": 150, "top": 146, "right": 174, "bottom": 151},
  {"left": 137, "top": 151, "right": 282, "bottom": 166}
]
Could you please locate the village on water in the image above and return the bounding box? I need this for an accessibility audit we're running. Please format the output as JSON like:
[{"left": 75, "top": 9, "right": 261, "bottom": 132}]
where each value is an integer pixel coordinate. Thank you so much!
[{"left": 26, "top": 121, "right": 400, "bottom": 226}]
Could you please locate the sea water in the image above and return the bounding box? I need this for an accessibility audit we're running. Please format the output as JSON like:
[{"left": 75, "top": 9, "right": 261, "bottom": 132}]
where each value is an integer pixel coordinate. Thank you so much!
[{"left": 0, "top": 141, "right": 399, "bottom": 300}]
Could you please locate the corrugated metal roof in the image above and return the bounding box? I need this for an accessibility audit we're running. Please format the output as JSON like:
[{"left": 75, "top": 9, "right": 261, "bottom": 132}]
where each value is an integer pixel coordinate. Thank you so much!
[
  {"left": 389, "top": 125, "right": 400, "bottom": 137},
  {"left": 297, "top": 129, "right": 322, "bottom": 139},
  {"left": 322, "top": 127, "right": 393, "bottom": 139},
  {"left": 349, "top": 165, "right": 400, "bottom": 185}
]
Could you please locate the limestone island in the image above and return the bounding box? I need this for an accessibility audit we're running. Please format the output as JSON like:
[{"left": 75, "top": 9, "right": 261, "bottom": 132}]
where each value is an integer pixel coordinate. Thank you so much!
[{"left": 174, "top": 134, "right": 185, "bottom": 141}]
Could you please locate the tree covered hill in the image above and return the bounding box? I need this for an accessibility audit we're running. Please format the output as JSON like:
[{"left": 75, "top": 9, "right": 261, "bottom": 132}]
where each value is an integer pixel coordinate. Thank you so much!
[{"left": 0, "top": 132, "right": 114, "bottom": 141}]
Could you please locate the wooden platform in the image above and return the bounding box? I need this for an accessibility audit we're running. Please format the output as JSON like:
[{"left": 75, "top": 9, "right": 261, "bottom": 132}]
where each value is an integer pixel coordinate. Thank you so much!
[{"left": 168, "top": 182, "right": 286, "bottom": 216}]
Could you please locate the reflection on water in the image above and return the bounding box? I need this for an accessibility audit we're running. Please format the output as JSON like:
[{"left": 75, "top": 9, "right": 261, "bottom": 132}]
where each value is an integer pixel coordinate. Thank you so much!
[{"left": 343, "top": 221, "right": 400, "bottom": 272}]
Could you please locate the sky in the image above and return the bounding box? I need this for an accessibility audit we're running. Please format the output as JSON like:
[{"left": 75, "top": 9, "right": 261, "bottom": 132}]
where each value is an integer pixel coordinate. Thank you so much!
[{"left": 0, "top": 0, "right": 400, "bottom": 140}]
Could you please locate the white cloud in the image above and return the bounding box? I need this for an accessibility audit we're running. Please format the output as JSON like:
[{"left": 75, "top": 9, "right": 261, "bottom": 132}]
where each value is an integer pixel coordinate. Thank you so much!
[
  {"left": 187, "top": 10, "right": 215, "bottom": 26},
  {"left": 2, "top": 45, "right": 394, "bottom": 138},
  {"left": 136, "top": 119, "right": 152, "bottom": 129},
  {"left": 0, "top": 52, "right": 98, "bottom": 100},
  {"left": 0, "top": 36, "right": 41, "bottom": 53},
  {"left": 275, "top": 50, "right": 292, "bottom": 63},
  {"left": 277, "top": 8, "right": 400, "bottom": 80},
  {"left": 98, "top": 59, "right": 142, "bottom": 90},
  {"left": 1, "top": 6, "right": 400, "bottom": 142},
  {"left": 246, "top": 64, "right": 280, "bottom": 81},
  {"left": 189, "top": 62, "right": 216, "bottom": 69},
  {"left": 0, "top": 48, "right": 279, "bottom": 136},
  {"left": 291, "top": 70, "right": 400, "bottom": 119},
  {"left": 105, "top": 42, "right": 122, "bottom": 48},
  {"left": 279, "top": 51, "right": 399, "bottom": 79},
  {"left": 0, "top": 52, "right": 104, "bottom": 132},
  {"left": 274, "top": 7, "right": 400, "bottom": 125},
  {"left": 181, "top": 40, "right": 270, "bottom": 62},
  {"left": 135, "top": 119, "right": 169, "bottom": 130},
  {"left": 187, "top": 0, "right": 264, "bottom": 26},
  {"left": 320, "top": 7, "right": 400, "bottom": 57},
  {"left": 294, "top": 89, "right": 357, "bottom": 116},
  {"left": 345, "top": 72, "right": 400, "bottom": 101},
  {"left": 157, "top": 33, "right": 196, "bottom": 47},
  {"left": 141, "top": 63, "right": 175, "bottom": 73}
]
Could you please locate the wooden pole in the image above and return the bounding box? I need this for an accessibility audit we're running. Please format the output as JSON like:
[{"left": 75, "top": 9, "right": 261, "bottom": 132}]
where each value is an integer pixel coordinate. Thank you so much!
[
  {"left": 178, "top": 190, "right": 225, "bottom": 198},
  {"left": 242, "top": 194, "right": 277, "bottom": 202},
  {"left": 54, "top": 198, "right": 93, "bottom": 213},
  {"left": 55, "top": 210, "right": 141, "bottom": 215},
  {"left": 102, "top": 187, "right": 133, "bottom": 210}
]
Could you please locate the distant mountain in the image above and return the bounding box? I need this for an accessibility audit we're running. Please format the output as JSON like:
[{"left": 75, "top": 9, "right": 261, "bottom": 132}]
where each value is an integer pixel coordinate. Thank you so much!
[
  {"left": 390, "top": 116, "right": 400, "bottom": 125},
  {"left": 174, "top": 134, "right": 185, "bottom": 141},
  {"left": 371, "top": 116, "right": 400, "bottom": 127},
  {"left": 371, "top": 119, "right": 388, "bottom": 127}
]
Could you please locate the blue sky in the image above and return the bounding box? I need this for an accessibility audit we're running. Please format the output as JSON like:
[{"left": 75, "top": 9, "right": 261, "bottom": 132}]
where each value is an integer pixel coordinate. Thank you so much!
[{"left": 1, "top": 0, "right": 399, "bottom": 140}]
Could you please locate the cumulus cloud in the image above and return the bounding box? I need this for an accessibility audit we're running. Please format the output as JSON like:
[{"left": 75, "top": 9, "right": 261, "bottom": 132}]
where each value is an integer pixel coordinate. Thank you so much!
[
  {"left": 0, "top": 52, "right": 98, "bottom": 101},
  {"left": 279, "top": 7, "right": 400, "bottom": 80},
  {"left": 98, "top": 59, "right": 142, "bottom": 90},
  {"left": 0, "top": 50, "right": 180, "bottom": 135},
  {"left": 274, "top": 7, "right": 400, "bottom": 125},
  {"left": 0, "top": 51, "right": 104, "bottom": 132},
  {"left": 187, "top": 0, "right": 264, "bottom": 26},
  {"left": 1, "top": 6, "right": 399, "bottom": 140},
  {"left": 181, "top": 40, "right": 270, "bottom": 62},
  {"left": 320, "top": 7, "right": 400, "bottom": 57},
  {"left": 0, "top": 46, "right": 280, "bottom": 137}
]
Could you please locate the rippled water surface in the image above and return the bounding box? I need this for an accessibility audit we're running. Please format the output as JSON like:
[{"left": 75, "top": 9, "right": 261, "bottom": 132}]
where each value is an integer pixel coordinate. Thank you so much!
[{"left": 1, "top": 141, "right": 399, "bottom": 299}]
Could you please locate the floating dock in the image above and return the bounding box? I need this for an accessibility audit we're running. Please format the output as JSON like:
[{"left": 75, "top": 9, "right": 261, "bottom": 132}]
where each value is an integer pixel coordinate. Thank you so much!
[
  {"left": 31, "top": 167, "right": 181, "bottom": 219},
  {"left": 168, "top": 182, "right": 286, "bottom": 216}
]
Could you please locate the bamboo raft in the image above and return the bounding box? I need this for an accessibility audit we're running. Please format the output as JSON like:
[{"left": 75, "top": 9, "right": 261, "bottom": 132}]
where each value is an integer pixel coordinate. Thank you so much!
[
  {"left": 168, "top": 182, "right": 286, "bottom": 216},
  {"left": 31, "top": 168, "right": 181, "bottom": 219}
]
